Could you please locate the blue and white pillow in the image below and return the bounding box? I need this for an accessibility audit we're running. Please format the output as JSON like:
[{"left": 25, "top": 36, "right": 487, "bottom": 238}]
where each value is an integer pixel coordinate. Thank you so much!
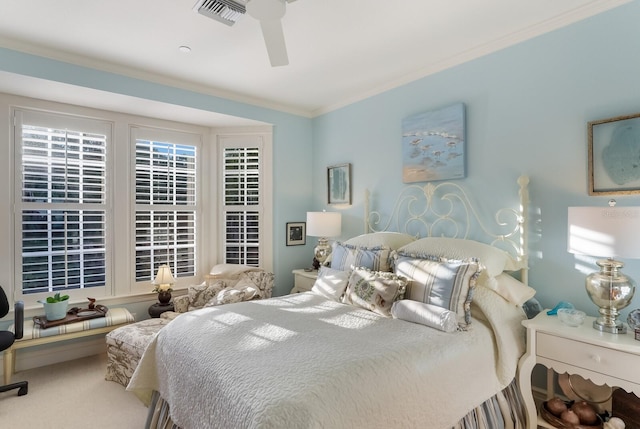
[{"left": 330, "top": 242, "right": 392, "bottom": 272}]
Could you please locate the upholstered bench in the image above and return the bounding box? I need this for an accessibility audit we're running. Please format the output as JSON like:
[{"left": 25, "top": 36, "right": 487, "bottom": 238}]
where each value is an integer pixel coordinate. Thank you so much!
[
  {"left": 105, "top": 317, "right": 171, "bottom": 387},
  {"left": 4, "top": 307, "right": 134, "bottom": 384}
]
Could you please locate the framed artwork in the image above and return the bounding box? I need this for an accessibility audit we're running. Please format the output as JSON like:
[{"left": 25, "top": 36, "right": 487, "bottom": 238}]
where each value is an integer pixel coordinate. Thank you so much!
[
  {"left": 402, "top": 103, "right": 466, "bottom": 183},
  {"left": 327, "top": 163, "right": 351, "bottom": 205},
  {"left": 589, "top": 112, "right": 640, "bottom": 195},
  {"left": 286, "top": 222, "right": 306, "bottom": 246}
]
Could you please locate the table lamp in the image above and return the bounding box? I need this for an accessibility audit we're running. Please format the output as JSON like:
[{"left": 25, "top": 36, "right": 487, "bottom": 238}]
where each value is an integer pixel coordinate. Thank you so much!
[
  {"left": 306, "top": 211, "right": 341, "bottom": 269},
  {"left": 567, "top": 202, "right": 640, "bottom": 333},
  {"left": 152, "top": 264, "right": 176, "bottom": 304}
]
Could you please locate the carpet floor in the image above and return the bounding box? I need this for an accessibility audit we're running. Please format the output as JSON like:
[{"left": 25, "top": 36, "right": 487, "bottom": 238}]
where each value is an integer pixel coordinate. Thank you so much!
[{"left": 0, "top": 353, "right": 148, "bottom": 428}]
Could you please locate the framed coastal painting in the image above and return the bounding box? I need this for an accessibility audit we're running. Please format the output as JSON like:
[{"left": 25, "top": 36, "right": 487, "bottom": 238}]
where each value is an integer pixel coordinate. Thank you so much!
[
  {"left": 589, "top": 112, "right": 640, "bottom": 195},
  {"left": 286, "top": 222, "right": 306, "bottom": 246},
  {"left": 327, "top": 163, "right": 351, "bottom": 205},
  {"left": 402, "top": 103, "right": 466, "bottom": 183}
]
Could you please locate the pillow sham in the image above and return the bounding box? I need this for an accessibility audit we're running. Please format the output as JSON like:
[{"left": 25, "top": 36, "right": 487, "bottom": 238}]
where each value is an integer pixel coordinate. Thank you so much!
[
  {"left": 391, "top": 300, "right": 458, "bottom": 333},
  {"left": 331, "top": 242, "right": 392, "bottom": 272},
  {"left": 478, "top": 272, "right": 536, "bottom": 306},
  {"left": 311, "top": 266, "right": 350, "bottom": 301},
  {"left": 393, "top": 252, "right": 481, "bottom": 328},
  {"left": 396, "top": 237, "right": 521, "bottom": 277},
  {"left": 341, "top": 267, "right": 407, "bottom": 317}
]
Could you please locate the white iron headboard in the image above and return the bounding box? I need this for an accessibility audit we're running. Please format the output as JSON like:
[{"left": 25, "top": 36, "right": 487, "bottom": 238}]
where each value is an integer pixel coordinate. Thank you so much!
[{"left": 364, "top": 176, "right": 530, "bottom": 284}]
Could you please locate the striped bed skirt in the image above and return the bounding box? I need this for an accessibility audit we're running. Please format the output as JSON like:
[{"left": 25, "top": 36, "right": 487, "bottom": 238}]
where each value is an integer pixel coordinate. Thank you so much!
[{"left": 144, "top": 379, "right": 526, "bottom": 429}]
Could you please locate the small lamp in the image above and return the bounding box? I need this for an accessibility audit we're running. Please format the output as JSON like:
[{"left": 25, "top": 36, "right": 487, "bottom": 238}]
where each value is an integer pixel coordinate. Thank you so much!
[
  {"left": 567, "top": 202, "right": 640, "bottom": 334},
  {"left": 306, "top": 211, "right": 341, "bottom": 269},
  {"left": 152, "top": 264, "right": 175, "bottom": 305}
]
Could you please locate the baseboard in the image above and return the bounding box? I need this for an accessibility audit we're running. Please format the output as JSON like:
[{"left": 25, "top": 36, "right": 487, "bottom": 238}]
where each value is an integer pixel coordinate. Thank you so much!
[{"left": 1, "top": 335, "right": 106, "bottom": 373}]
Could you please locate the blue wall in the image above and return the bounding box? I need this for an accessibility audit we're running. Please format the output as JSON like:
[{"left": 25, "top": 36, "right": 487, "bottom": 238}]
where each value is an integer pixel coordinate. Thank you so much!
[{"left": 312, "top": 1, "right": 640, "bottom": 320}]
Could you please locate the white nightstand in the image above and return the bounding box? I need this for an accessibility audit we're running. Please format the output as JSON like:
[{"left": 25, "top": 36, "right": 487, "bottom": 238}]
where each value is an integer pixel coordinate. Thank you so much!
[
  {"left": 518, "top": 310, "right": 640, "bottom": 429},
  {"left": 290, "top": 269, "right": 318, "bottom": 293}
]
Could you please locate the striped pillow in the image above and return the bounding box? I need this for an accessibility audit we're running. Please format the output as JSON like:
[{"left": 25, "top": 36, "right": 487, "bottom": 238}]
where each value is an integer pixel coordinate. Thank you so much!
[
  {"left": 330, "top": 242, "right": 392, "bottom": 272},
  {"left": 393, "top": 252, "right": 481, "bottom": 329}
]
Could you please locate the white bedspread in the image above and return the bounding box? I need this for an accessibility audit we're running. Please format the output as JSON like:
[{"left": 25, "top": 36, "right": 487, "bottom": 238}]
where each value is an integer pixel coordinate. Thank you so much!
[{"left": 128, "top": 288, "right": 525, "bottom": 429}]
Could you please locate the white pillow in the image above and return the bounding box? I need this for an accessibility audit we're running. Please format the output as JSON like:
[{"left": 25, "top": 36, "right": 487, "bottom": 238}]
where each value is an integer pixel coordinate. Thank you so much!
[
  {"left": 391, "top": 300, "right": 458, "bottom": 333},
  {"left": 480, "top": 273, "right": 536, "bottom": 306},
  {"left": 209, "top": 263, "right": 262, "bottom": 279},
  {"left": 397, "top": 237, "right": 521, "bottom": 277},
  {"left": 345, "top": 232, "right": 416, "bottom": 249},
  {"left": 311, "top": 266, "right": 350, "bottom": 301}
]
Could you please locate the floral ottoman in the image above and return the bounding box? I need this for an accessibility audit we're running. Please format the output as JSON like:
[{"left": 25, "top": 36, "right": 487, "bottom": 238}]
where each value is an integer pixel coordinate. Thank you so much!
[{"left": 105, "top": 317, "right": 171, "bottom": 387}]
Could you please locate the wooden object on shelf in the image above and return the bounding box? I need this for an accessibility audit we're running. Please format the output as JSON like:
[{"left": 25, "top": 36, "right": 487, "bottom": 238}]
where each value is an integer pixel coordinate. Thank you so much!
[{"left": 33, "top": 304, "right": 108, "bottom": 329}]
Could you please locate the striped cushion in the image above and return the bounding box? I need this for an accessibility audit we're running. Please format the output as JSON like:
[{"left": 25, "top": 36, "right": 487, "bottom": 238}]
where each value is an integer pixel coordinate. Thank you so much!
[
  {"left": 330, "top": 242, "right": 392, "bottom": 272},
  {"left": 394, "top": 253, "right": 481, "bottom": 328},
  {"left": 19, "top": 307, "right": 134, "bottom": 339}
]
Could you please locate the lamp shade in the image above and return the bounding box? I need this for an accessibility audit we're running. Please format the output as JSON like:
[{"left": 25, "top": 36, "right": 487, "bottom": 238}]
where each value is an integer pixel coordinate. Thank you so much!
[
  {"left": 152, "top": 264, "right": 175, "bottom": 289},
  {"left": 568, "top": 206, "right": 640, "bottom": 258},
  {"left": 306, "top": 211, "right": 341, "bottom": 238}
]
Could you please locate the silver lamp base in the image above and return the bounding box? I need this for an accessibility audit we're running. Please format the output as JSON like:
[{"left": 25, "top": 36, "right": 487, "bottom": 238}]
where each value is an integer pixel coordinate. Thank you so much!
[
  {"left": 586, "top": 258, "right": 635, "bottom": 334},
  {"left": 313, "top": 237, "right": 332, "bottom": 267}
]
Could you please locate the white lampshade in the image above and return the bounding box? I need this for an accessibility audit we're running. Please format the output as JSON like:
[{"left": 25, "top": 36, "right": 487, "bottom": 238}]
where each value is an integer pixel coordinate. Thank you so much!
[
  {"left": 306, "top": 211, "right": 341, "bottom": 238},
  {"left": 568, "top": 206, "right": 640, "bottom": 258},
  {"left": 153, "top": 264, "right": 175, "bottom": 290}
]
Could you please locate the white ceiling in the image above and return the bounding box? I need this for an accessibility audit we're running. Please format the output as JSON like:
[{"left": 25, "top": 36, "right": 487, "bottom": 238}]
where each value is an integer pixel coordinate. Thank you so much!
[{"left": 0, "top": 0, "right": 630, "bottom": 123}]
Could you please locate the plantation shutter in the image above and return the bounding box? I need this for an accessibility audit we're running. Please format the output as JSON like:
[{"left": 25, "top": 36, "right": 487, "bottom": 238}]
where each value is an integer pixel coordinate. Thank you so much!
[
  {"left": 222, "top": 142, "right": 262, "bottom": 266},
  {"left": 16, "top": 110, "right": 110, "bottom": 294},
  {"left": 133, "top": 128, "right": 199, "bottom": 282}
]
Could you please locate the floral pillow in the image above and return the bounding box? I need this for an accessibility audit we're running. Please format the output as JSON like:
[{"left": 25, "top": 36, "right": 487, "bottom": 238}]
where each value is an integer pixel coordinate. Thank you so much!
[
  {"left": 341, "top": 267, "right": 407, "bottom": 317},
  {"left": 330, "top": 242, "right": 392, "bottom": 272},
  {"left": 393, "top": 252, "right": 481, "bottom": 329},
  {"left": 188, "top": 280, "right": 226, "bottom": 308}
]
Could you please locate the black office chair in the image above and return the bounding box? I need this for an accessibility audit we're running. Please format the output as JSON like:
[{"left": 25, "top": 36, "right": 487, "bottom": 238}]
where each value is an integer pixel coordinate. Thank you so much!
[{"left": 0, "top": 286, "right": 28, "bottom": 396}]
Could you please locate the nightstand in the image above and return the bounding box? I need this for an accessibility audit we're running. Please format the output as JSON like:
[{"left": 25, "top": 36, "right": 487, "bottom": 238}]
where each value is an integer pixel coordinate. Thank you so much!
[
  {"left": 290, "top": 269, "right": 318, "bottom": 293},
  {"left": 518, "top": 310, "right": 640, "bottom": 429},
  {"left": 148, "top": 302, "right": 174, "bottom": 318}
]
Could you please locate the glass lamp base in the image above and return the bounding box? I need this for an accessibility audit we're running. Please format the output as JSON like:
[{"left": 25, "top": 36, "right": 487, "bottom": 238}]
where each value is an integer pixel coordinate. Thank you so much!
[
  {"left": 586, "top": 258, "right": 635, "bottom": 335},
  {"left": 593, "top": 319, "right": 626, "bottom": 334}
]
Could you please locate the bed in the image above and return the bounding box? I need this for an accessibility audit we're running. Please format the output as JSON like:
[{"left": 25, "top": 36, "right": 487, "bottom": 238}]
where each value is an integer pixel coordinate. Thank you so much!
[{"left": 128, "top": 176, "right": 536, "bottom": 429}]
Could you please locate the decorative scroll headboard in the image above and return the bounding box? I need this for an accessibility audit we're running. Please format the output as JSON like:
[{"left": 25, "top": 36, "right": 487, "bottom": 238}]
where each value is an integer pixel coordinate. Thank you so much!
[{"left": 364, "top": 176, "right": 530, "bottom": 284}]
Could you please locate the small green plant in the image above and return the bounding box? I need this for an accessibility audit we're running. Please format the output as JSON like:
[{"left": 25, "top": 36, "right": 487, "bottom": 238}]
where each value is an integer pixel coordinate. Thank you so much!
[{"left": 45, "top": 292, "right": 70, "bottom": 303}]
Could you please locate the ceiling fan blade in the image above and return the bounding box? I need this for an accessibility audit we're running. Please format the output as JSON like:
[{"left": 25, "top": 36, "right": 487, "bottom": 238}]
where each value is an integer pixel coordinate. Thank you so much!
[{"left": 259, "top": 19, "right": 289, "bottom": 67}]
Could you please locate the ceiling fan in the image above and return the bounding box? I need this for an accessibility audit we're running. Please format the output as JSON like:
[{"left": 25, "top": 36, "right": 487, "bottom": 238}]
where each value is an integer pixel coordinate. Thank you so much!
[{"left": 193, "top": 0, "right": 298, "bottom": 67}]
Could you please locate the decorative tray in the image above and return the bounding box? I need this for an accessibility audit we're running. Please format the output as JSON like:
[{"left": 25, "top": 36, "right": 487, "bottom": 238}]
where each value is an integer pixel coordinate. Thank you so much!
[
  {"left": 33, "top": 304, "right": 108, "bottom": 329},
  {"left": 540, "top": 401, "right": 603, "bottom": 429}
]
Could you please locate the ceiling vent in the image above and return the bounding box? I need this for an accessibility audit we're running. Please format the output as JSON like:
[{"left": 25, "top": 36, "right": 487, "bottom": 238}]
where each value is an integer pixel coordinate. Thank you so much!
[{"left": 193, "top": 0, "right": 247, "bottom": 26}]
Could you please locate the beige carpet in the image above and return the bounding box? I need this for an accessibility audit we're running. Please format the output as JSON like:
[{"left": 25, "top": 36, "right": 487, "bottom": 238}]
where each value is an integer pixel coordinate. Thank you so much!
[{"left": 0, "top": 354, "right": 148, "bottom": 428}]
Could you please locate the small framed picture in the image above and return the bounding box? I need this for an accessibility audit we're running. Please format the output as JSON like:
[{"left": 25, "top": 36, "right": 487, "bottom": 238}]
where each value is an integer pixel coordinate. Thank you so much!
[
  {"left": 327, "top": 163, "right": 351, "bottom": 205},
  {"left": 286, "top": 222, "right": 306, "bottom": 246},
  {"left": 589, "top": 112, "right": 640, "bottom": 195}
]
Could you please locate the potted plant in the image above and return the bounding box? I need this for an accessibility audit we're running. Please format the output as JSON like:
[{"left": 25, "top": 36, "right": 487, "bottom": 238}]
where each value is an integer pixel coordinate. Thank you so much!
[{"left": 38, "top": 292, "right": 70, "bottom": 321}]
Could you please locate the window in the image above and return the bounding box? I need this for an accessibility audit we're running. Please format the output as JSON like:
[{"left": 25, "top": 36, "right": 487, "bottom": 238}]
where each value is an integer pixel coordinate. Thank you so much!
[
  {"left": 133, "top": 127, "right": 200, "bottom": 283},
  {"left": 14, "top": 110, "right": 111, "bottom": 297},
  {"left": 9, "top": 97, "right": 272, "bottom": 305},
  {"left": 219, "top": 135, "right": 271, "bottom": 268}
]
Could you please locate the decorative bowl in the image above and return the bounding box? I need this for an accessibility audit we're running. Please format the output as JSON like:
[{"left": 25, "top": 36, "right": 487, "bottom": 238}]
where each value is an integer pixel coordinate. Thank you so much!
[
  {"left": 558, "top": 308, "right": 586, "bottom": 327},
  {"left": 627, "top": 308, "right": 640, "bottom": 330}
]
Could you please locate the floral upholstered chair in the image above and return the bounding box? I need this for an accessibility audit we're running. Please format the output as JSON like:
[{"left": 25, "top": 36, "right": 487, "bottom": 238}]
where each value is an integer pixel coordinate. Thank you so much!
[{"left": 105, "top": 264, "right": 275, "bottom": 387}]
